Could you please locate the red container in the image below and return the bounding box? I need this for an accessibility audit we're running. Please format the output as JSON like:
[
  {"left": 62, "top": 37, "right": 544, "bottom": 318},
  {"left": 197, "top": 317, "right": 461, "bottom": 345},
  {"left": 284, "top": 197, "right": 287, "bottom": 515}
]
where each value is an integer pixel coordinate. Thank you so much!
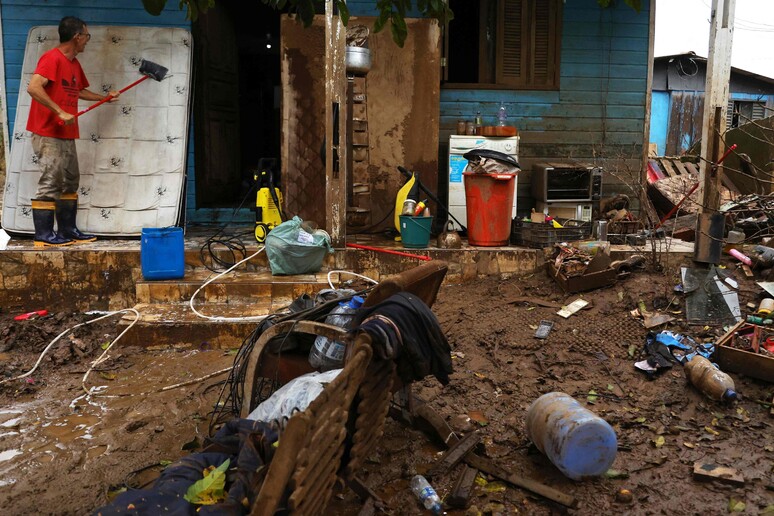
[{"left": 463, "top": 172, "right": 516, "bottom": 246}]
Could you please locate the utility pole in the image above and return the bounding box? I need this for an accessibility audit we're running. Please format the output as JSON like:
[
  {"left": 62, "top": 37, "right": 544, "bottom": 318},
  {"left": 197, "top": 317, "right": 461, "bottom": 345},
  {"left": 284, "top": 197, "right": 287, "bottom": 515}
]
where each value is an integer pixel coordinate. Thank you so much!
[{"left": 694, "top": 0, "right": 735, "bottom": 263}]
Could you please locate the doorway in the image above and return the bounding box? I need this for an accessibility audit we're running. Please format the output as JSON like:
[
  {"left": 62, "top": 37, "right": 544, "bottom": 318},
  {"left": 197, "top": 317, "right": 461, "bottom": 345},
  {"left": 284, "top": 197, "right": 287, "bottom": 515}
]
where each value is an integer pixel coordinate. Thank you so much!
[{"left": 192, "top": 1, "right": 281, "bottom": 210}]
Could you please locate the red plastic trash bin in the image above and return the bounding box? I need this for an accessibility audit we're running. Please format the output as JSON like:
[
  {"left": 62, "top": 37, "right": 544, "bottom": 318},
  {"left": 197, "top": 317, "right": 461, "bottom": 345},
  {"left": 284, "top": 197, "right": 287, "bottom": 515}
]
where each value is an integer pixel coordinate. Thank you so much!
[{"left": 463, "top": 172, "right": 516, "bottom": 246}]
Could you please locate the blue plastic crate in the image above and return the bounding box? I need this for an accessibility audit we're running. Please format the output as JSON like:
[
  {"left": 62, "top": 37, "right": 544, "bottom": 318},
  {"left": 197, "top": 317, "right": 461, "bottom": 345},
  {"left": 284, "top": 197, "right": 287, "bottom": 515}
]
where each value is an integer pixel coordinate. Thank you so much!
[{"left": 141, "top": 227, "right": 184, "bottom": 280}]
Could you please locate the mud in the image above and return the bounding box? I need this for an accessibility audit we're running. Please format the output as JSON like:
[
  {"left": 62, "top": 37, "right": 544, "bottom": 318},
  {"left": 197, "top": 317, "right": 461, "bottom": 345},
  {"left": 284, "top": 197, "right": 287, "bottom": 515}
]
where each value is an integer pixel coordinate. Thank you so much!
[{"left": 1, "top": 265, "right": 773, "bottom": 515}]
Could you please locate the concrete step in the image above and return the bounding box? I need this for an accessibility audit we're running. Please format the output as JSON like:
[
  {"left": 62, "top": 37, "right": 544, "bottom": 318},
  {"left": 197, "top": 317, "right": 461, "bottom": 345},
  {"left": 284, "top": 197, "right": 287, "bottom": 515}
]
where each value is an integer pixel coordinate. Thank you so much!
[
  {"left": 120, "top": 302, "right": 276, "bottom": 349},
  {"left": 135, "top": 269, "right": 335, "bottom": 304}
]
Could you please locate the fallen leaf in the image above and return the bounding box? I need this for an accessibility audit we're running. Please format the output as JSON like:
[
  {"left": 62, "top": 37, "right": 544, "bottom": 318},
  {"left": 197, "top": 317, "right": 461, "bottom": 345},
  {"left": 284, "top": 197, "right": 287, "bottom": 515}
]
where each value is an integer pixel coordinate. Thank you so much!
[
  {"left": 704, "top": 426, "right": 720, "bottom": 436},
  {"left": 761, "top": 505, "right": 774, "bottom": 514},
  {"left": 98, "top": 371, "right": 117, "bottom": 381},
  {"left": 587, "top": 390, "right": 598, "bottom": 403},
  {"left": 483, "top": 481, "right": 507, "bottom": 493},
  {"left": 634, "top": 417, "right": 646, "bottom": 423},
  {"left": 184, "top": 459, "right": 230, "bottom": 505},
  {"left": 526, "top": 306, "right": 535, "bottom": 311},
  {"left": 473, "top": 372, "right": 487, "bottom": 379},
  {"left": 765, "top": 445, "right": 774, "bottom": 453},
  {"left": 683, "top": 442, "right": 695, "bottom": 449},
  {"left": 627, "top": 343, "right": 638, "bottom": 358},
  {"left": 728, "top": 498, "right": 745, "bottom": 512},
  {"left": 607, "top": 384, "right": 615, "bottom": 391},
  {"left": 468, "top": 410, "right": 488, "bottom": 426},
  {"left": 101, "top": 342, "right": 110, "bottom": 350},
  {"left": 654, "top": 436, "right": 665, "bottom": 448},
  {"left": 605, "top": 469, "right": 629, "bottom": 479},
  {"left": 159, "top": 459, "right": 173, "bottom": 467},
  {"left": 529, "top": 325, "right": 538, "bottom": 330}
]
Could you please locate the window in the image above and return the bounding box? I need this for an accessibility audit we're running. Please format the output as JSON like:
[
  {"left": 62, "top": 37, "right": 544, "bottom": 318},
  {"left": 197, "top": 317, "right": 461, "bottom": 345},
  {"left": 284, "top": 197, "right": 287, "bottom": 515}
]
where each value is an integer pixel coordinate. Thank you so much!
[
  {"left": 727, "top": 100, "right": 766, "bottom": 128},
  {"left": 444, "top": 0, "right": 562, "bottom": 89}
]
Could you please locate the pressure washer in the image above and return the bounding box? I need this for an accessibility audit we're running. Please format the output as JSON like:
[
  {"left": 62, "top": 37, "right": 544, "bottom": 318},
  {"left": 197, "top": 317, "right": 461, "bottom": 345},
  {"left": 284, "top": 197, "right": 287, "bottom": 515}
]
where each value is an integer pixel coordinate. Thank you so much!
[{"left": 253, "top": 158, "right": 284, "bottom": 243}]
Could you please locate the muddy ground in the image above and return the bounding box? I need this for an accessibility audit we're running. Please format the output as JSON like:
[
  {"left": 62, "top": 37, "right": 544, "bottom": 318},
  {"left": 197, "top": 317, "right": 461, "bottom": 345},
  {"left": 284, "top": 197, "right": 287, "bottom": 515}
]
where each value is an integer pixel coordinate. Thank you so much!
[{"left": 1, "top": 260, "right": 773, "bottom": 515}]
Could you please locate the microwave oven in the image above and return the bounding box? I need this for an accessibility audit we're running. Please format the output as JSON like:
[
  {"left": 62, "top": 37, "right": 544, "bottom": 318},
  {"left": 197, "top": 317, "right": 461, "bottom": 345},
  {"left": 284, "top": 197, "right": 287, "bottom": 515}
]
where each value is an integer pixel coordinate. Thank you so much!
[{"left": 531, "top": 162, "right": 602, "bottom": 203}]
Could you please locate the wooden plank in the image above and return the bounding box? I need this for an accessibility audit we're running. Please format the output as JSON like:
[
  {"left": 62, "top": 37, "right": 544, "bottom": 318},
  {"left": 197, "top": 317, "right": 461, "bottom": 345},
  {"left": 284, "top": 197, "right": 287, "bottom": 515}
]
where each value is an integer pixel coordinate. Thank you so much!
[
  {"left": 660, "top": 159, "right": 677, "bottom": 177},
  {"left": 692, "top": 462, "right": 744, "bottom": 486},
  {"left": 673, "top": 160, "right": 689, "bottom": 176},
  {"left": 427, "top": 431, "right": 481, "bottom": 478},
  {"left": 447, "top": 466, "right": 479, "bottom": 509},
  {"left": 413, "top": 404, "right": 577, "bottom": 508}
]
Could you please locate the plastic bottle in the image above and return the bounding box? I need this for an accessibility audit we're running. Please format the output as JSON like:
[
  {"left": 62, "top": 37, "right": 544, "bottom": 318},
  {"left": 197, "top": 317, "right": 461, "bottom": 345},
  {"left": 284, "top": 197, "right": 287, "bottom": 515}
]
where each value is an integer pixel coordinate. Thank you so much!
[
  {"left": 683, "top": 355, "right": 737, "bottom": 403},
  {"left": 497, "top": 102, "right": 508, "bottom": 126},
  {"left": 309, "top": 296, "right": 364, "bottom": 371},
  {"left": 525, "top": 392, "right": 617, "bottom": 481},
  {"left": 410, "top": 475, "right": 442, "bottom": 514},
  {"left": 474, "top": 111, "right": 483, "bottom": 133}
]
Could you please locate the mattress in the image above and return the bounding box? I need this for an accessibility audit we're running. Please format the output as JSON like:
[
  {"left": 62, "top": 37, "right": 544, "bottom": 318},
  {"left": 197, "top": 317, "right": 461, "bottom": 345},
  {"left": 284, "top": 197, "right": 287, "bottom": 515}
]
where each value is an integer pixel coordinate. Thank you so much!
[{"left": 2, "top": 25, "right": 192, "bottom": 236}]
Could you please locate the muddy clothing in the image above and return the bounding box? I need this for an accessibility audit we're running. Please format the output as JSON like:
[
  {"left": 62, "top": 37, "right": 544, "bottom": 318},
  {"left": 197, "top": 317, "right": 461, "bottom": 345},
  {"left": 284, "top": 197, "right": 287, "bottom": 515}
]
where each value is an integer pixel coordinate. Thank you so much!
[
  {"left": 27, "top": 48, "right": 88, "bottom": 139},
  {"left": 31, "top": 135, "right": 80, "bottom": 200}
]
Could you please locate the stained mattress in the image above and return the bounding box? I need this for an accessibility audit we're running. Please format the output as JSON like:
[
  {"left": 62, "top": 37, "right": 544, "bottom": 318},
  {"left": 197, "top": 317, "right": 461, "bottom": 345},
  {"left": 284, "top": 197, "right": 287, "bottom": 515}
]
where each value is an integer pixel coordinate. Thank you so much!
[{"left": 2, "top": 26, "right": 192, "bottom": 236}]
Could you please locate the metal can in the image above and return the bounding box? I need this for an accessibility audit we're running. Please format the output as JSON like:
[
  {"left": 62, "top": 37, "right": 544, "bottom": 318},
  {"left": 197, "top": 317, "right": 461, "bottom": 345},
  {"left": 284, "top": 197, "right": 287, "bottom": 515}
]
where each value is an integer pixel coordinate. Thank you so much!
[{"left": 596, "top": 220, "right": 608, "bottom": 241}]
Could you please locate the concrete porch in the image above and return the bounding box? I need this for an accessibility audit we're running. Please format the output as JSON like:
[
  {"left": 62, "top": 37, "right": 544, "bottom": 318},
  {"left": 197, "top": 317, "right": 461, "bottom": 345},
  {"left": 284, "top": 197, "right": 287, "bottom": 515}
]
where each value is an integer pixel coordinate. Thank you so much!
[{"left": 0, "top": 227, "right": 694, "bottom": 349}]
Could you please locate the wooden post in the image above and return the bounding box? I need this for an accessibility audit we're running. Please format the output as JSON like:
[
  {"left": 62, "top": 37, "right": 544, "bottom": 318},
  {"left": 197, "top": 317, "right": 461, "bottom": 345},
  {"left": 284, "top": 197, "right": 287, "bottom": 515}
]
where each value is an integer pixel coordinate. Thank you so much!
[
  {"left": 697, "top": 0, "right": 735, "bottom": 212},
  {"left": 694, "top": 0, "right": 735, "bottom": 263},
  {"left": 325, "top": 0, "right": 348, "bottom": 247}
]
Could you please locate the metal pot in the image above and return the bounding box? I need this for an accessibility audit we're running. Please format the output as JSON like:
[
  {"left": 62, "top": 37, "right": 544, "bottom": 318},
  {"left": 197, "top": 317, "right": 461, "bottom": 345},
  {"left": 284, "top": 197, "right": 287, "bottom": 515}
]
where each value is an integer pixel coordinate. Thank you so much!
[
  {"left": 437, "top": 220, "right": 462, "bottom": 249},
  {"left": 346, "top": 46, "right": 371, "bottom": 75}
]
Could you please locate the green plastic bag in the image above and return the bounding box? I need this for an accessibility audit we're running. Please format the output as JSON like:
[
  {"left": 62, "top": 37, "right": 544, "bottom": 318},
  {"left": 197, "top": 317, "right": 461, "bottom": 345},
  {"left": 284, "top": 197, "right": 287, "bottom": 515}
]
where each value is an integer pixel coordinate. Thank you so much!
[{"left": 265, "top": 216, "right": 333, "bottom": 275}]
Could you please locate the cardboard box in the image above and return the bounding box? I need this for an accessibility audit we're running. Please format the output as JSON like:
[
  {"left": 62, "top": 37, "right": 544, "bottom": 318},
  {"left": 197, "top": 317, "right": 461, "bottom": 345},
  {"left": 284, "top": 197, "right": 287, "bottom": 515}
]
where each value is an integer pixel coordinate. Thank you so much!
[
  {"left": 715, "top": 320, "right": 774, "bottom": 383},
  {"left": 546, "top": 252, "right": 616, "bottom": 293}
]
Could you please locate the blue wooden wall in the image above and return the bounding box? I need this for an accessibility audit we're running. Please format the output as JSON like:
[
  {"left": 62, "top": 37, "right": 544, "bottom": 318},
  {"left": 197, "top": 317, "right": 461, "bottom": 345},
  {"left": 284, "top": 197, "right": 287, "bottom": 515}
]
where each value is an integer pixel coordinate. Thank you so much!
[{"left": 650, "top": 91, "right": 669, "bottom": 156}]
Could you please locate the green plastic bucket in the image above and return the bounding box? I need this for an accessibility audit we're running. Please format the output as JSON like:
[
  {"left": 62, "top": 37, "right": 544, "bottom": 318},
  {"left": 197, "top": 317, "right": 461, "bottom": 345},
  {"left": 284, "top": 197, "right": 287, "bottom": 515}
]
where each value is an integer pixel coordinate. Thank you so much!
[{"left": 399, "top": 215, "right": 433, "bottom": 248}]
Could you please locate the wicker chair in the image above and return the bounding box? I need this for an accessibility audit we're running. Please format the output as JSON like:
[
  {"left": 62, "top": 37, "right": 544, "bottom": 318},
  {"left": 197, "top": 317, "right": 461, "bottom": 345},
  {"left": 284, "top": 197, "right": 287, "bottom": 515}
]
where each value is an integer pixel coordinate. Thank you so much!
[{"left": 241, "top": 260, "right": 449, "bottom": 514}]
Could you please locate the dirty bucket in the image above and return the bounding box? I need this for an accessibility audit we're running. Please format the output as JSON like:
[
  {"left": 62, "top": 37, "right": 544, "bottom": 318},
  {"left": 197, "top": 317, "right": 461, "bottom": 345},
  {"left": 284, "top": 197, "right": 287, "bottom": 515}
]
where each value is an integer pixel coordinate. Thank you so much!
[
  {"left": 141, "top": 227, "right": 184, "bottom": 280},
  {"left": 399, "top": 215, "right": 433, "bottom": 248},
  {"left": 463, "top": 172, "right": 516, "bottom": 246}
]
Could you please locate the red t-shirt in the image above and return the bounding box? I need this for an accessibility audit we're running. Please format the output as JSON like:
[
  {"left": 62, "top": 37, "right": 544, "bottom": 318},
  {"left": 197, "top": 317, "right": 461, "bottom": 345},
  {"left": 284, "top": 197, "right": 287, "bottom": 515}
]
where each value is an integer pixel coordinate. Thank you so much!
[{"left": 26, "top": 48, "right": 89, "bottom": 139}]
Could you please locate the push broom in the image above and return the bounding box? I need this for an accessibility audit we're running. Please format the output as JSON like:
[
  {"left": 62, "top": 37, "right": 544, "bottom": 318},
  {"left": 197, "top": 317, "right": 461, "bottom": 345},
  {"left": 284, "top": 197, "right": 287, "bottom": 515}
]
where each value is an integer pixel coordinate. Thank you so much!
[{"left": 58, "top": 59, "right": 168, "bottom": 125}]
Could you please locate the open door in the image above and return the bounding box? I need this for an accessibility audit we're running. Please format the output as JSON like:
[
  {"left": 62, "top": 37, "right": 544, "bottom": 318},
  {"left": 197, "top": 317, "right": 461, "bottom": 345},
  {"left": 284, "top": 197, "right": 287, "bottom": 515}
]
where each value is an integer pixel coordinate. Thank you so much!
[{"left": 193, "top": 2, "right": 281, "bottom": 210}]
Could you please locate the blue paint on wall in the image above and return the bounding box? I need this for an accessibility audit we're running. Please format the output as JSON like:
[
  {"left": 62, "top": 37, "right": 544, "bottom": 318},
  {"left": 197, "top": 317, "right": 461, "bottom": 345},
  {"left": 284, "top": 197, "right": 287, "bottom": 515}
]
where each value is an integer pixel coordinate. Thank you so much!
[{"left": 649, "top": 91, "right": 669, "bottom": 156}]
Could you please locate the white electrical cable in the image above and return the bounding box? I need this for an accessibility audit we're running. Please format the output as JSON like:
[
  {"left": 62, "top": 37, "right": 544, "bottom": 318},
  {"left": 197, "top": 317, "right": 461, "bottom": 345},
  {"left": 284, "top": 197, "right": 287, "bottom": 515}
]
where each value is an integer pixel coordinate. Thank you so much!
[
  {"left": 0, "top": 309, "right": 140, "bottom": 388},
  {"left": 81, "top": 308, "right": 140, "bottom": 395},
  {"left": 189, "top": 246, "right": 270, "bottom": 322},
  {"left": 326, "top": 270, "right": 379, "bottom": 290}
]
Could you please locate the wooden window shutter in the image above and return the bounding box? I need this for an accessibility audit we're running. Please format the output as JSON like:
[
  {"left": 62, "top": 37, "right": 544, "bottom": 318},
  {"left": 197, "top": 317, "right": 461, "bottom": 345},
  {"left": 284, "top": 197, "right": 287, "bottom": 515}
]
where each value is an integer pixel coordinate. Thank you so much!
[
  {"left": 497, "top": 0, "right": 560, "bottom": 89},
  {"left": 752, "top": 101, "right": 765, "bottom": 120},
  {"left": 497, "top": 0, "right": 526, "bottom": 86}
]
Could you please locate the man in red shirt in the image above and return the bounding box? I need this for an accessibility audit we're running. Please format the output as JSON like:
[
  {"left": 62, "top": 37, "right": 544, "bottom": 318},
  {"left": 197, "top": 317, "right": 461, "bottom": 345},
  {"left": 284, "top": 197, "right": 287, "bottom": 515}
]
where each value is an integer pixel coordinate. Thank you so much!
[{"left": 27, "top": 16, "right": 119, "bottom": 247}]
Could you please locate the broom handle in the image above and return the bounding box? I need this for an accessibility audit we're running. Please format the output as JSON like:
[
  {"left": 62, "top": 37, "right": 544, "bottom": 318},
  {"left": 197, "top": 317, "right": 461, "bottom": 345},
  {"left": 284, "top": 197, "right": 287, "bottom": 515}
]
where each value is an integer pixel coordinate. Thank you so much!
[
  {"left": 58, "top": 74, "right": 150, "bottom": 125},
  {"left": 346, "top": 243, "right": 431, "bottom": 261}
]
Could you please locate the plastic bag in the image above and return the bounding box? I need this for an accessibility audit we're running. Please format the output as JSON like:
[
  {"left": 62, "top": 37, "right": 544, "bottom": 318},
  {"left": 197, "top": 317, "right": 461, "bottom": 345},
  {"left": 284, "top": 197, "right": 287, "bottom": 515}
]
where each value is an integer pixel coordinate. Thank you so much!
[
  {"left": 265, "top": 216, "right": 333, "bottom": 275},
  {"left": 462, "top": 149, "right": 520, "bottom": 175},
  {"left": 247, "top": 369, "right": 342, "bottom": 424}
]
